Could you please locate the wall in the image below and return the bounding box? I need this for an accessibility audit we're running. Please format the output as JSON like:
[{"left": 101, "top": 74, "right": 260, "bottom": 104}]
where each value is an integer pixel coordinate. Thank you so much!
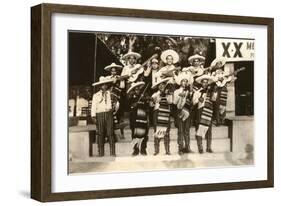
[{"left": 0, "top": 0, "right": 280, "bottom": 205}]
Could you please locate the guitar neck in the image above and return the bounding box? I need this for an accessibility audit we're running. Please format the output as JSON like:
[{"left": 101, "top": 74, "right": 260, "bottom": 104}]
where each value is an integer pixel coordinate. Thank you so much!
[
  {"left": 224, "top": 67, "right": 245, "bottom": 77},
  {"left": 136, "top": 54, "right": 158, "bottom": 71},
  {"left": 117, "top": 75, "right": 129, "bottom": 81}
]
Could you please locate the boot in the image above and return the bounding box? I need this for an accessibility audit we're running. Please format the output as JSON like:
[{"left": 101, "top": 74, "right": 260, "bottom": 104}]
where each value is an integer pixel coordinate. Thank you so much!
[
  {"left": 178, "top": 145, "right": 184, "bottom": 155},
  {"left": 98, "top": 144, "right": 104, "bottom": 157},
  {"left": 153, "top": 138, "right": 160, "bottom": 155},
  {"left": 140, "top": 137, "right": 148, "bottom": 155},
  {"left": 206, "top": 138, "right": 213, "bottom": 153},
  {"left": 196, "top": 136, "right": 204, "bottom": 154},
  {"left": 132, "top": 143, "right": 139, "bottom": 156},
  {"left": 184, "top": 145, "right": 193, "bottom": 153},
  {"left": 110, "top": 143, "right": 116, "bottom": 156},
  {"left": 164, "top": 136, "right": 171, "bottom": 155},
  {"left": 184, "top": 135, "right": 192, "bottom": 153}
]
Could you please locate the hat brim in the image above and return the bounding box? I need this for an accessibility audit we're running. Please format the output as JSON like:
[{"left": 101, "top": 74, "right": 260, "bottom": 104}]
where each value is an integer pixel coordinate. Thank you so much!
[
  {"left": 160, "top": 50, "right": 179, "bottom": 64},
  {"left": 211, "top": 57, "right": 226, "bottom": 67},
  {"left": 92, "top": 79, "right": 113, "bottom": 87},
  {"left": 104, "top": 64, "right": 123, "bottom": 72},
  {"left": 122, "top": 52, "right": 141, "bottom": 60},
  {"left": 175, "top": 74, "right": 192, "bottom": 85},
  {"left": 195, "top": 75, "right": 214, "bottom": 84},
  {"left": 151, "top": 78, "right": 171, "bottom": 89},
  {"left": 188, "top": 55, "right": 205, "bottom": 63},
  {"left": 127, "top": 82, "right": 145, "bottom": 93}
]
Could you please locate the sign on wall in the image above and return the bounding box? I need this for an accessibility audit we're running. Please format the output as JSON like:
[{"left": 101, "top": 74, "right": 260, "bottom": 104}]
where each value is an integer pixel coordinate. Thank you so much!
[{"left": 216, "top": 39, "right": 255, "bottom": 62}]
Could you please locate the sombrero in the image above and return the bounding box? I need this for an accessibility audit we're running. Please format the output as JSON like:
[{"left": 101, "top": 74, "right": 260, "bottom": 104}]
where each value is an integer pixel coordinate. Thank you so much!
[
  {"left": 175, "top": 73, "right": 192, "bottom": 85},
  {"left": 151, "top": 77, "right": 171, "bottom": 89},
  {"left": 92, "top": 76, "right": 113, "bottom": 87},
  {"left": 127, "top": 81, "right": 145, "bottom": 94},
  {"left": 121, "top": 52, "right": 141, "bottom": 60},
  {"left": 211, "top": 57, "right": 226, "bottom": 68},
  {"left": 104, "top": 63, "right": 123, "bottom": 72},
  {"left": 188, "top": 54, "right": 205, "bottom": 64},
  {"left": 151, "top": 58, "right": 159, "bottom": 64},
  {"left": 160, "top": 49, "right": 179, "bottom": 64},
  {"left": 195, "top": 75, "right": 214, "bottom": 84}
]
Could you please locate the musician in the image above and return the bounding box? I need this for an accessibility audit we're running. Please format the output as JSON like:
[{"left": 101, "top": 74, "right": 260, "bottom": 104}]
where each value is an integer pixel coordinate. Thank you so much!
[
  {"left": 104, "top": 63, "right": 125, "bottom": 139},
  {"left": 104, "top": 62, "right": 125, "bottom": 89},
  {"left": 91, "top": 77, "right": 116, "bottom": 157},
  {"left": 121, "top": 51, "right": 142, "bottom": 89},
  {"left": 210, "top": 57, "right": 230, "bottom": 125},
  {"left": 143, "top": 58, "right": 160, "bottom": 126},
  {"left": 143, "top": 58, "right": 160, "bottom": 87},
  {"left": 156, "top": 49, "right": 180, "bottom": 82},
  {"left": 173, "top": 73, "right": 193, "bottom": 154},
  {"left": 192, "top": 75, "right": 216, "bottom": 153},
  {"left": 182, "top": 54, "right": 206, "bottom": 91},
  {"left": 151, "top": 78, "right": 173, "bottom": 155},
  {"left": 157, "top": 49, "right": 180, "bottom": 123},
  {"left": 127, "top": 82, "right": 150, "bottom": 156}
]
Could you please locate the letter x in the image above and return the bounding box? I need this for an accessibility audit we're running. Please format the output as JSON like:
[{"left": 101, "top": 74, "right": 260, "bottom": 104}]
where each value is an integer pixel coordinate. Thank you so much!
[
  {"left": 222, "top": 42, "right": 231, "bottom": 57},
  {"left": 233, "top": 42, "right": 243, "bottom": 57}
]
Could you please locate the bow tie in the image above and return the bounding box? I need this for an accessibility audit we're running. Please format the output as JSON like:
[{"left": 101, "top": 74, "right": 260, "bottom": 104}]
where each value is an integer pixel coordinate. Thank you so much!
[{"left": 99, "top": 91, "right": 108, "bottom": 103}]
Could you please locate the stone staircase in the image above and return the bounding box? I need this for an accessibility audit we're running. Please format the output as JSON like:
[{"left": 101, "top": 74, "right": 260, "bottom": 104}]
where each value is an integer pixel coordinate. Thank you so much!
[{"left": 89, "top": 125, "right": 231, "bottom": 157}]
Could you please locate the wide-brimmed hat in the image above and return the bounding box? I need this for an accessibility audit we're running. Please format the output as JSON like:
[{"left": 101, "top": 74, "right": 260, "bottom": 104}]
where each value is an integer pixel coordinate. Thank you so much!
[
  {"left": 127, "top": 81, "right": 145, "bottom": 94},
  {"left": 92, "top": 76, "right": 113, "bottom": 87},
  {"left": 151, "top": 77, "right": 171, "bottom": 89},
  {"left": 188, "top": 54, "right": 205, "bottom": 64},
  {"left": 121, "top": 52, "right": 141, "bottom": 61},
  {"left": 104, "top": 63, "right": 123, "bottom": 72},
  {"left": 151, "top": 58, "right": 159, "bottom": 64},
  {"left": 160, "top": 49, "right": 179, "bottom": 64},
  {"left": 211, "top": 57, "right": 226, "bottom": 68},
  {"left": 175, "top": 73, "right": 192, "bottom": 85},
  {"left": 195, "top": 75, "right": 214, "bottom": 84}
]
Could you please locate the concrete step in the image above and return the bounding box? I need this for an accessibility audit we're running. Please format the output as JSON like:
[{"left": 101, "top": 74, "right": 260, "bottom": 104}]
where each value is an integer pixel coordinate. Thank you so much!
[
  {"left": 118, "top": 126, "right": 229, "bottom": 141},
  {"left": 89, "top": 138, "right": 230, "bottom": 157}
]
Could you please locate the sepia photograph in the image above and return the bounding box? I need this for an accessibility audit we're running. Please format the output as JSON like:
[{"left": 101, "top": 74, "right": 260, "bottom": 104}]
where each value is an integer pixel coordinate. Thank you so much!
[
  {"left": 30, "top": 3, "right": 274, "bottom": 201},
  {"left": 68, "top": 31, "right": 254, "bottom": 174}
]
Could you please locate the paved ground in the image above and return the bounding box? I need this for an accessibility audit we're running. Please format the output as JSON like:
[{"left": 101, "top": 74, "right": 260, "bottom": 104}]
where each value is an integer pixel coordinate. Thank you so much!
[{"left": 69, "top": 151, "right": 253, "bottom": 174}]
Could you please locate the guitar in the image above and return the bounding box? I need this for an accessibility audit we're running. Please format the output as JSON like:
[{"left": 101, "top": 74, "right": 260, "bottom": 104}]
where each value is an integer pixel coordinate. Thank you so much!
[
  {"left": 215, "top": 67, "right": 245, "bottom": 87},
  {"left": 158, "top": 66, "right": 181, "bottom": 78},
  {"left": 183, "top": 66, "right": 214, "bottom": 78},
  {"left": 127, "top": 54, "right": 158, "bottom": 82}
]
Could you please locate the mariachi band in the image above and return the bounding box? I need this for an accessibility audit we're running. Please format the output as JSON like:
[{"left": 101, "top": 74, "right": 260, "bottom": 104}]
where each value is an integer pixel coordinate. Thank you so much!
[{"left": 91, "top": 49, "right": 241, "bottom": 157}]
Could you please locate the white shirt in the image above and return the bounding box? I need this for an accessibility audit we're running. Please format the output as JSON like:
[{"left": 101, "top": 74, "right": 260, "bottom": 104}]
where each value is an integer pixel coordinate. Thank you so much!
[
  {"left": 91, "top": 90, "right": 112, "bottom": 117},
  {"left": 192, "top": 88, "right": 207, "bottom": 109},
  {"left": 173, "top": 87, "right": 191, "bottom": 108}
]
